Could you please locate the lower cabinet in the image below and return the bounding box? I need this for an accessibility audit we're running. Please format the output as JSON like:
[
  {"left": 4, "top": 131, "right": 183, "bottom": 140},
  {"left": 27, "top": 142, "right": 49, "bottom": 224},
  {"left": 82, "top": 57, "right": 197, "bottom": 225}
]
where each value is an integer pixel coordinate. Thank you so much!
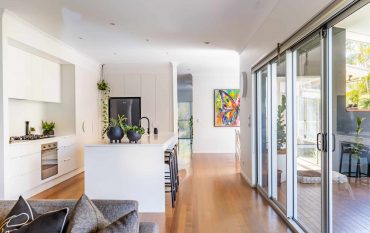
[
  {"left": 7, "top": 136, "right": 79, "bottom": 198},
  {"left": 58, "top": 144, "right": 78, "bottom": 175}
]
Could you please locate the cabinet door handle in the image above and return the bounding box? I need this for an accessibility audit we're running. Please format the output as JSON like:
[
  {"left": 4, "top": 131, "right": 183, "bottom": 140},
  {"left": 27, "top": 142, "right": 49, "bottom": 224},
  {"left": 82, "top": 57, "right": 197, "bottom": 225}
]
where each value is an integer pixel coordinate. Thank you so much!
[{"left": 82, "top": 121, "right": 85, "bottom": 133}]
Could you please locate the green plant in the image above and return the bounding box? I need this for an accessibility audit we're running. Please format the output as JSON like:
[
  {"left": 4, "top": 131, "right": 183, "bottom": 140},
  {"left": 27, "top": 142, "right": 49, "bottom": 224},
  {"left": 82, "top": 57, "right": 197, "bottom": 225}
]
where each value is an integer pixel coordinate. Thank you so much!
[
  {"left": 354, "top": 116, "right": 366, "bottom": 158},
  {"left": 98, "top": 66, "right": 110, "bottom": 139},
  {"left": 97, "top": 79, "right": 109, "bottom": 91},
  {"left": 42, "top": 121, "right": 55, "bottom": 132},
  {"left": 103, "top": 114, "right": 127, "bottom": 135},
  {"left": 277, "top": 95, "right": 287, "bottom": 153},
  {"left": 30, "top": 127, "right": 35, "bottom": 133},
  {"left": 125, "top": 125, "right": 145, "bottom": 135}
]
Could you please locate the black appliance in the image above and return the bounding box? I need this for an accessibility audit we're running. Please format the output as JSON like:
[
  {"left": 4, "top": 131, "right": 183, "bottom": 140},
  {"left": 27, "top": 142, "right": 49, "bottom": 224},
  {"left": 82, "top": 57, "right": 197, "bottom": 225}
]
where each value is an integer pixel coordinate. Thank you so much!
[{"left": 109, "top": 97, "right": 141, "bottom": 126}]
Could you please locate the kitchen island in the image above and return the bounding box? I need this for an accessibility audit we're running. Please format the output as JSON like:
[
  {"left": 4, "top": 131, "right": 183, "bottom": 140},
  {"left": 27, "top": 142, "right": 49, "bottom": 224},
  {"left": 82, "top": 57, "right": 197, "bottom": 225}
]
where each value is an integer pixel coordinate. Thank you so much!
[{"left": 84, "top": 133, "right": 177, "bottom": 212}]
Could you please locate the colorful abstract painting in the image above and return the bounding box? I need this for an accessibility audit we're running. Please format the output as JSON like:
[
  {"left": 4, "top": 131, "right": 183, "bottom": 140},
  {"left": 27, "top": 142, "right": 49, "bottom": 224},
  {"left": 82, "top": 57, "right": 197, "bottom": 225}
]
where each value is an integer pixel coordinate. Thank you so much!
[{"left": 214, "top": 89, "right": 240, "bottom": 127}]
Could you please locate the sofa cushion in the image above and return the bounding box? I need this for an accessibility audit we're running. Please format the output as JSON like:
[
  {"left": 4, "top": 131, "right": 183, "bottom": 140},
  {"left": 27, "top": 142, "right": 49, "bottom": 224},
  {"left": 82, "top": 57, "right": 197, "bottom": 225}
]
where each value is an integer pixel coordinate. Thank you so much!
[
  {"left": 12, "top": 208, "right": 69, "bottom": 233},
  {"left": 0, "top": 196, "right": 36, "bottom": 232},
  {"left": 66, "top": 194, "right": 110, "bottom": 233},
  {"left": 98, "top": 210, "right": 139, "bottom": 233}
]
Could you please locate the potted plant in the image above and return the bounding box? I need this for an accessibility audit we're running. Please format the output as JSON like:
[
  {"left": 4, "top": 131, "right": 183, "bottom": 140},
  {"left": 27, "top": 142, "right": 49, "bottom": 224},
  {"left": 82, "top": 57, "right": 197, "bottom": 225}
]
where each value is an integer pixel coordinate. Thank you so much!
[
  {"left": 42, "top": 121, "right": 56, "bottom": 136},
  {"left": 97, "top": 79, "right": 109, "bottom": 91},
  {"left": 30, "top": 127, "right": 36, "bottom": 135},
  {"left": 103, "top": 114, "right": 126, "bottom": 143},
  {"left": 126, "top": 125, "right": 145, "bottom": 143},
  {"left": 277, "top": 95, "right": 287, "bottom": 185},
  {"left": 354, "top": 116, "right": 366, "bottom": 159}
]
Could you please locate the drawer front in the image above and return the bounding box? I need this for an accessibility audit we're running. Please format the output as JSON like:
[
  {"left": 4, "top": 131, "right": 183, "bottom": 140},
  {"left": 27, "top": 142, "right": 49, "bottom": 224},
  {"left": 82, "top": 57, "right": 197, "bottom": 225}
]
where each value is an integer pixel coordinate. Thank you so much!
[
  {"left": 8, "top": 152, "right": 41, "bottom": 178},
  {"left": 58, "top": 136, "right": 76, "bottom": 148},
  {"left": 9, "top": 144, "right": 41, "bottom": 158},
  {"left": 7, "top": 170, "right": 41, "bottom": 198},
  {"left": 59, "top": 145, "right": 78, "bottom": 175}
]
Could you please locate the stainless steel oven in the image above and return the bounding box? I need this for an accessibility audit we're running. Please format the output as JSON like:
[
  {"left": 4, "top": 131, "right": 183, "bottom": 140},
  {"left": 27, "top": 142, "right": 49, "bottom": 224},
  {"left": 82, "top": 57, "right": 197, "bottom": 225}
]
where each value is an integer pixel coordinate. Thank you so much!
[{"left": 41, "top": 142, "right": 58, "bottom": 180}]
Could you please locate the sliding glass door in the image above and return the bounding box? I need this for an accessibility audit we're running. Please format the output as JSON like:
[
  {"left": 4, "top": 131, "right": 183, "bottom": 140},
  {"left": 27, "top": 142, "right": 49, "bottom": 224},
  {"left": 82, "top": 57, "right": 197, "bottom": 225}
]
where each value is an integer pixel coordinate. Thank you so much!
[
  {"left": 254, "top": 2, "right": 370, "bottom": 233},
  {"left": 271, "top": 56, "right": 288, "bottom": 211},
  {"left": 293, "top": 34, "right": 324, "bottom": 233},
  {"left": 257, "top": 66, "right": 270, "bottom": 194},
  {"left": 329, "top": 3, "right": 370, "bottom": 233}
]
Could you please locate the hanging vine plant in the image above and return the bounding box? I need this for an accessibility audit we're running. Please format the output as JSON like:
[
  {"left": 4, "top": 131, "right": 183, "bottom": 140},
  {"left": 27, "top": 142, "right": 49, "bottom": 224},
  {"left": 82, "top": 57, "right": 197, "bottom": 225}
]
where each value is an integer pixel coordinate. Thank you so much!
[{"left": 97, "top": 65, "right": 110, "bottom": 139}]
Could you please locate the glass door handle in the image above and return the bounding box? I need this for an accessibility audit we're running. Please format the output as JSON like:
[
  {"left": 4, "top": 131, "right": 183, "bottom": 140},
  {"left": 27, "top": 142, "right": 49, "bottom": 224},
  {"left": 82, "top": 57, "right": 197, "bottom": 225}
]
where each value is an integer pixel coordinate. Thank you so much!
[
  {"left": 323, "top": 133, "right": 328, "bottom": 152},
  {"left": 317, "top": 133, "right": 322, "bottom": 151},
  {"left": 332, "top": 134, "right": 336, "bottom": 152}
]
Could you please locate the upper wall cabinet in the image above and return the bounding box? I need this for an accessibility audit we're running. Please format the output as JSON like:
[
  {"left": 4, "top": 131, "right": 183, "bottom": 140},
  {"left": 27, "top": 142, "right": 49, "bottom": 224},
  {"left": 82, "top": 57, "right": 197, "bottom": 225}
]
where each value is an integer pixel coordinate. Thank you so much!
[{"left": 7, "top": 45, "right": 61, "bottom": 103}]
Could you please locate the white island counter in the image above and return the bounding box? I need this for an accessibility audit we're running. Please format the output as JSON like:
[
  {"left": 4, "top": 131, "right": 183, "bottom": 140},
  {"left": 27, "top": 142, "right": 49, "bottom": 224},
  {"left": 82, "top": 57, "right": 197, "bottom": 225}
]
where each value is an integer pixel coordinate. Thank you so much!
[{"left": 84, "top": 133, "right": 177, "bottom": 212}]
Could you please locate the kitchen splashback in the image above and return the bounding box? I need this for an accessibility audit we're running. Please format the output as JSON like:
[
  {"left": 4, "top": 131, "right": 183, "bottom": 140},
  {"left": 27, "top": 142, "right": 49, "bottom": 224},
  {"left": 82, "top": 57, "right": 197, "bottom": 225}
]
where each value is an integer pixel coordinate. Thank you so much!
[{"left": 8, "top": 99, "right": 47, "bottom": 136}]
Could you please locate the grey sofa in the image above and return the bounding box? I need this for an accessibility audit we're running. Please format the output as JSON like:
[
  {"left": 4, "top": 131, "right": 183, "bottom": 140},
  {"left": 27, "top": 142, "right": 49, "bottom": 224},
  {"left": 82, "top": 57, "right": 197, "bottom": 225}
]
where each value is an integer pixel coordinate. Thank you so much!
[{"left": 0, "top": 199, "right": 159, "bottom": 233}]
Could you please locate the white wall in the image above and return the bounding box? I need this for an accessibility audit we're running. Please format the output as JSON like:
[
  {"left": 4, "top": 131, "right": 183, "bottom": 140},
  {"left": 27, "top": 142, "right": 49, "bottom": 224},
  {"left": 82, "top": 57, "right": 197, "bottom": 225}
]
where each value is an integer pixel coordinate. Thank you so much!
[
  {"left": 238, "top": 0, "right": 332, "bottom": 186},
  {"left": 190, "top": 62, "right": 240, "bottom": 154},
  {"left": 104, "top": 63, "right": 175, "bottom": 134},
  {"left": 0, "top": 10, "right": 100, "bottom": 198}
]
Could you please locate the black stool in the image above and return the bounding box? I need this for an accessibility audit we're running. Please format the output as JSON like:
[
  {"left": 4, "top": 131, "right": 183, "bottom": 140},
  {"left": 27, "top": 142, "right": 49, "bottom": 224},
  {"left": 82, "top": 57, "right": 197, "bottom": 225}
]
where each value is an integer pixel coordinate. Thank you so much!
[
  {"left": 339, "top": 142, "right": 370, "bottom": 178},
  {"left": 165, "top": 149, "right": 177, "bottom": 208},
  {"left": 167, "top": 144, "right": 179, "bottom": 191}
]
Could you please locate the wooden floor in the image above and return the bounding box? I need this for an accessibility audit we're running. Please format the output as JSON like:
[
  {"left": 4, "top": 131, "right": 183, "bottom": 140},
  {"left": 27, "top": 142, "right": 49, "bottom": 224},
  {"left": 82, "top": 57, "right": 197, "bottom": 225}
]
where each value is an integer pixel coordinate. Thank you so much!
[
  {"left": 31, "top": 154, "right": 291, "bottom": 233},
  {"left": 276, "top": 176, "right": 370, "bottom": 233}
]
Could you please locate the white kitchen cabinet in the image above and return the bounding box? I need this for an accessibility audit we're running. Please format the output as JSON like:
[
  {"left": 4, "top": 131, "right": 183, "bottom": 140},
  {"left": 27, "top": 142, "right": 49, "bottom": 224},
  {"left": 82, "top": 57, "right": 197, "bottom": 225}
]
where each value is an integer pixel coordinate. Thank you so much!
[
  {"left": 6, "top": 135, "right": 78, "bottom": 198},
  {"left": 124, "top": 74, "right": 141, "bottom": 97},
  {"left": 58, "top": 144, "right": 78, "bottom": 175},
  {"left": 7, "top": 45, "right": 61, "bottom": 103}
]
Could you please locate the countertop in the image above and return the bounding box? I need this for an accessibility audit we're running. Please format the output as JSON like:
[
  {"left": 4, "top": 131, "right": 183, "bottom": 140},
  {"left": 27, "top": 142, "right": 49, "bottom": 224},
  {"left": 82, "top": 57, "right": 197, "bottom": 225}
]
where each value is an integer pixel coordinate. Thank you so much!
[{"left": 85, "top": 133, "right": 177, "bottom": 147}]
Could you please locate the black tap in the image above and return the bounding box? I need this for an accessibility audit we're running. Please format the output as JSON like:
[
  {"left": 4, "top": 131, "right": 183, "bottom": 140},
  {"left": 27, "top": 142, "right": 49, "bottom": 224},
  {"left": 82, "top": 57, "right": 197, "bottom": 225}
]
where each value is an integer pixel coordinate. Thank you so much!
[
  {"left": 140, "top": 117, "right": 150, "bottom": 135},
  {"left": 25, "top": 121, "right": 30, "bottom": 135}
]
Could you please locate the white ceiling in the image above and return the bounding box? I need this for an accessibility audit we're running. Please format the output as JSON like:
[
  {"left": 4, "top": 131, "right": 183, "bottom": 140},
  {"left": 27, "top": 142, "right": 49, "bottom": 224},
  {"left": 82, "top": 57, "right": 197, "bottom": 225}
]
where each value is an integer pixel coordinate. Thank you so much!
[{"left": 0, "top": 0, "right": 280, "bottom": 64}]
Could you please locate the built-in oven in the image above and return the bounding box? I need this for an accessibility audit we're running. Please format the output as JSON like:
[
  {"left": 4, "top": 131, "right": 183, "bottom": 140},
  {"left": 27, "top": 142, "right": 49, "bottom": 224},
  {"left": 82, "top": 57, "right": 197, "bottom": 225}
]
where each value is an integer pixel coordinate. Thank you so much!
[{"left": 41, "top": 142, "right": 58, "bottom": 180}]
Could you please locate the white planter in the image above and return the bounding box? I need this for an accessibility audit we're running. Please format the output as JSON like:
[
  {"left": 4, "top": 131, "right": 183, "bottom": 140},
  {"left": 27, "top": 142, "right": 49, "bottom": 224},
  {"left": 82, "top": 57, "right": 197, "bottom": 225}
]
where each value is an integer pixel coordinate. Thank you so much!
[{"left": 277, "top": 153, "right": 287, "bottom": 183}]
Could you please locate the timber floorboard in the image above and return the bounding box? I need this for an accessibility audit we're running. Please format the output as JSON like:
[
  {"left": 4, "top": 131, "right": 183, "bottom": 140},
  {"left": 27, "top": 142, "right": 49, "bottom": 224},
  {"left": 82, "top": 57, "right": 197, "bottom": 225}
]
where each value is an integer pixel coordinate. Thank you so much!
[{"left": 31, "top": 154, "right": 291, "bottom": 233}]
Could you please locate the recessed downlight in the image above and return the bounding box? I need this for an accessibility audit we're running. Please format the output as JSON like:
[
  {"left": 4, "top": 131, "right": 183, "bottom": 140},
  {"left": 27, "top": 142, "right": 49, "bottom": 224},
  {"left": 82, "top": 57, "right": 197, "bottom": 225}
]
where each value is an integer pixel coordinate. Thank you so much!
[
  {"left": 110, "top": 22, "right": 116, "bottom": 26},
  {"left": 79, "top": 37, "right": 83, "bottom": 40},
  {"left": 146, "top": 39, "right": 150, "bottom": 42},
  {"left": 204, "top": 41, "right": 211, "bottom": 45}
]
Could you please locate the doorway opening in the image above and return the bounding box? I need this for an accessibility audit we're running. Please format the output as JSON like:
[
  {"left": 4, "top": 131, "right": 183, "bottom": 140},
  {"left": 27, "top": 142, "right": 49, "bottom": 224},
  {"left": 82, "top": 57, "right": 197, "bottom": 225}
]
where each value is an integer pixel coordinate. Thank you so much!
[{"left": 177, "top": 73, "right": 193, "bottom": 169}]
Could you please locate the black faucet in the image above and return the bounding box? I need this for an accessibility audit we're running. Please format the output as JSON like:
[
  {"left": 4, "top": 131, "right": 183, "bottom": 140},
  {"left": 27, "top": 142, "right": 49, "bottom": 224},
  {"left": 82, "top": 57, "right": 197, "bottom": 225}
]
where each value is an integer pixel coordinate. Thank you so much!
[{"left": 140, "top": 117, "right": 150, "bottom": 135}]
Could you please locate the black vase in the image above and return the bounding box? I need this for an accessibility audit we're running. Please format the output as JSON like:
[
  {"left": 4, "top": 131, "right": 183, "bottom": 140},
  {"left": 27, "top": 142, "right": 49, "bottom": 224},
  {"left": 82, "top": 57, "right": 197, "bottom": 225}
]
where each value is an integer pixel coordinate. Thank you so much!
[
  {"left": 107, "top": 127, "right": 124, "bottom": 143},
  {"left": 127, "top": 130, "right": 142, "bottom": 143}
]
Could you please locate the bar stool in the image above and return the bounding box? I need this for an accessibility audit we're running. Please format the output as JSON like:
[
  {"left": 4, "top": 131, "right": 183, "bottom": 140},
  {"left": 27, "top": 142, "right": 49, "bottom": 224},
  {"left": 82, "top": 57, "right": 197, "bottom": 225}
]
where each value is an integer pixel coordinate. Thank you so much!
[
  {"left": 165, "top": 149, "right": 176, "bottom": 208},
  {"left": 166, "top": 145, "right": 179, "bottom": 191},
  {"left": 340, "top": 142, "right": 370, "bottom": 178}
]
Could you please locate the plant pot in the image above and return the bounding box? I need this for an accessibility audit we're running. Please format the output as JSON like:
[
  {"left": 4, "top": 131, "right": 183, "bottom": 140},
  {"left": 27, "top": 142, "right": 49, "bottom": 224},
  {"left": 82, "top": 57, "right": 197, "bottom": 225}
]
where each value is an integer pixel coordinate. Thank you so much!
[
  {"left": 107, "top": 127, "right": 124, "bottom": 143},
  {"left": 43, "top": 130, "right": 54, "bottom": 136},
  {"left": 127, "top": 130, "right": 142, "bottom": 143},
  {"left": 277, "top": 153, "right": 287, "bottom": 183},
  {"left": 277, "top": 169, "right": 283, "bottom": 186}
]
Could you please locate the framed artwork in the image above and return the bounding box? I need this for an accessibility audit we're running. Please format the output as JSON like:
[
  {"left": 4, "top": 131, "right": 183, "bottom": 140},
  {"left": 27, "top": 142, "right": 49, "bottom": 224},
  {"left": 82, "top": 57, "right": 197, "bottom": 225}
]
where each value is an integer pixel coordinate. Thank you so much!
[{"left": 214, "top": 89, "right": 240, "bottom": 127}]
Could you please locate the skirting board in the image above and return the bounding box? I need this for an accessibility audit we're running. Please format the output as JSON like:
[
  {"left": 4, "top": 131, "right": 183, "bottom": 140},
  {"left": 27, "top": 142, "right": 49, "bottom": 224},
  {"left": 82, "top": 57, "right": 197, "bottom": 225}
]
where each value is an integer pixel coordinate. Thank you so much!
[
  {"left": 240, "top": 170, "right": 256, "bottom": 188},
  {"left": 18, "top": 167, "right": 84, "bottom": 199}
]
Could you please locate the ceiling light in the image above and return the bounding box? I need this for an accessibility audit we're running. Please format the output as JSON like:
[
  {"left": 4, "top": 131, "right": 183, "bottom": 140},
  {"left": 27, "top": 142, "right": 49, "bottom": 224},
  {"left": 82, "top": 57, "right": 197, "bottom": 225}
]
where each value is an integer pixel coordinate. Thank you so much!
[
  {"left": 146, "top": 39, "right": 150, "bottom": 42},
  {"left": 204, "top": 41, "right": 210, "bottom": 45},
  {"left": 110, "top": 22, "right": 116, "bottom": 26},
  {"left": 79, "top": 37, "right": 83, "bottom": 40}
]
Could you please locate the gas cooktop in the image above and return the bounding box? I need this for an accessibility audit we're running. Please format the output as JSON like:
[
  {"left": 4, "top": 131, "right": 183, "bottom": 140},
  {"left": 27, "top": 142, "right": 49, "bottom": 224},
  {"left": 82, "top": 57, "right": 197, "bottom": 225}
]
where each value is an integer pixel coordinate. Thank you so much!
[{"left": 9, "top": 134, "right": 54, "bottom": 143}]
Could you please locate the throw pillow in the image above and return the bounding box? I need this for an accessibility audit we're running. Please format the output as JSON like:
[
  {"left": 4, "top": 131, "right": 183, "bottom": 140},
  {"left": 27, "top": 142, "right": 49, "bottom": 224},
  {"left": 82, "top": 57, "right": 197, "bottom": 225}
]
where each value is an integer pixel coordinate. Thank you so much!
[
  {"left": 98, "top": 210, "right": 139, "bottom": 233},
  {"left": 0, "top": 196, "right": 36, "bottom": 232},
  {"left": 66, "top": 194, "right": 110, "bottom": 233},
  {"left": 12, "top": 208, "right": 69, "bottom": 233}
]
